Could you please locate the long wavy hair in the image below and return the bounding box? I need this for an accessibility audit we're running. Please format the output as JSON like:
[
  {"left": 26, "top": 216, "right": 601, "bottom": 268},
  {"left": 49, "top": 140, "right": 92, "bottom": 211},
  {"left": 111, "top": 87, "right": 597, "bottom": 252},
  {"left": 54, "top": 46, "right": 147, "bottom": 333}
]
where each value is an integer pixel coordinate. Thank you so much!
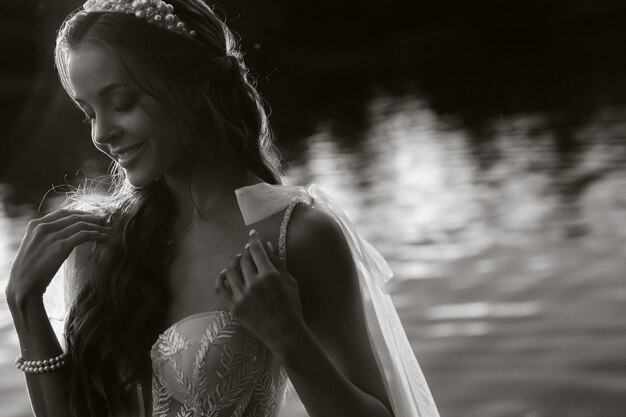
[{"left": 54, "top": 1, "right": 286, "bottom": 415}]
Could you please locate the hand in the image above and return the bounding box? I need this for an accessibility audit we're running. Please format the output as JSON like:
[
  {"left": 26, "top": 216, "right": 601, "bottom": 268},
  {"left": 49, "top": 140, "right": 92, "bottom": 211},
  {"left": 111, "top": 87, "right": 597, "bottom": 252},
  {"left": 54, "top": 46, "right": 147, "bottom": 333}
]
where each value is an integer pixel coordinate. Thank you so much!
[
  {"left": 215, "top": 229, "right": 304, "bottom": 353},
  {"left": 6, "top": 209, "right": 108, "bottom": 301}
]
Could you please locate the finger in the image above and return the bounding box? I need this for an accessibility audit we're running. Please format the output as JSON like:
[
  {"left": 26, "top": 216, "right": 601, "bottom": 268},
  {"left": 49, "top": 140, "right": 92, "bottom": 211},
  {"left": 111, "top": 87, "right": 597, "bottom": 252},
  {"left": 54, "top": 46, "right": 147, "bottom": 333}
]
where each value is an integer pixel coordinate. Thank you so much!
[
  {"left": 46, "top": 212, "right": 106, "bottom": 229},
  {"left": 266, "top": 240, "right": 276, "bottom": 255},
  {"left": 223, "top": 256, "right": 245, "bottom": 297},
  {"left": 239, "top": 247, "right": 257, "bottom": 285},
  {"left": 247, "top": 229, "right": 273, "bottom": 272},
  {"left": 217, "top": 270, "right": 233, "bottom": 294},
  {"left": 258, "top": 236, "right": 284, "bottom": 271},
  {"left": 222, "top": 253, "right": 242, "bottom": 288},
  {"left": 215, "top": 276, "right": 236, "bottom": 312},
  {"left": 32, "top": 213, "right": 105, "bottom": 236},
  {"left": 32, "top": 209, "right": 79, "bottom": 222},
  {"left": 35, "top": 209, "right": 99, "bottom": 224},
  {"left": 52, "top": 220, "right": 108, "bottom": 240},
  {"left": 265, "top": 241, "right": 282, "bottom": 268},
  {"left": 215, "top": 273, "right": 234, "bottom": 303},
  {"left": 224, "top": 271, "right": 244, "bottom": 300},
  {"left": 27, "top": 210, "right": 96, "bottom": 231},
  {"left": 58, "top": 228, "right": 109, "bottom": 253}
]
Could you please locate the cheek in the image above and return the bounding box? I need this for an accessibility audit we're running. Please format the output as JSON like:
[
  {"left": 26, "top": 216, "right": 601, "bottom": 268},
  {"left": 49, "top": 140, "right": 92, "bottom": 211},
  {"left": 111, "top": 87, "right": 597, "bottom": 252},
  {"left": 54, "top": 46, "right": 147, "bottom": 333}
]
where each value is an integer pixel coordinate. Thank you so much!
[
  {"left": 137, "top": 100, "right": 188, "bottom": 163},
  {"left": 164, "top": 120, "right": 191, "bottom": 156},
  {"left": 149, "top": 123, "right": 186, "bottom": 167}
]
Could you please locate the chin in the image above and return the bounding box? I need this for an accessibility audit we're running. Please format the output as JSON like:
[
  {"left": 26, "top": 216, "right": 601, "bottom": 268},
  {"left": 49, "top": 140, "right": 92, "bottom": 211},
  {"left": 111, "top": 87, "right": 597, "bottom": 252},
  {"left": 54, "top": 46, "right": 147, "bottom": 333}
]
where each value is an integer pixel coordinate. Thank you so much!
[{"left": 124, "top": 169, "right": 159, "bottom": 188}]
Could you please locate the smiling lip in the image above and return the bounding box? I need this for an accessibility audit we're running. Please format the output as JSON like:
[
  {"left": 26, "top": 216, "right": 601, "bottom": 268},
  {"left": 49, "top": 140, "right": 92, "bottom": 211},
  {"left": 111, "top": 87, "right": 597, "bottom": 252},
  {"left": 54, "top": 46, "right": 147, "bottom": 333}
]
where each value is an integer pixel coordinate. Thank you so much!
[{"left": 113, "top": 143, "right": 145, "bottom": 165}]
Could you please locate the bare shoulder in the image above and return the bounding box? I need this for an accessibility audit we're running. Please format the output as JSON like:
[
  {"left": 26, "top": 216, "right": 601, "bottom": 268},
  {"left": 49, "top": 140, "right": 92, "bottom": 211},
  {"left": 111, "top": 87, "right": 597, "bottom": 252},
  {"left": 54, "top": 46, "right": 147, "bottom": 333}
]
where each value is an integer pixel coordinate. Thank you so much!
[
  {"left": 285, "top": 203, "right": 347, "bottom": 261},
  {"left": 284, "top": 203, "right": 359, "bottom": 326},
  {"left": 285, "top": 203, "right": 353, "bottom": 279},
  {"left": 283, "top": 202, "right": 393, "bottom": 411}
]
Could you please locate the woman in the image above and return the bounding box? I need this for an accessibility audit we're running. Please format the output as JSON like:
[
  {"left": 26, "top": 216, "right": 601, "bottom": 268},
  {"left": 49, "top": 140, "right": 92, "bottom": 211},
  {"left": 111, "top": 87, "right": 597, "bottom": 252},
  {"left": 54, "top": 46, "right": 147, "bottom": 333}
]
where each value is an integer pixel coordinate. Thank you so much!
[{"left": 6, "top": 0, "right": 439, "bottom": 416}]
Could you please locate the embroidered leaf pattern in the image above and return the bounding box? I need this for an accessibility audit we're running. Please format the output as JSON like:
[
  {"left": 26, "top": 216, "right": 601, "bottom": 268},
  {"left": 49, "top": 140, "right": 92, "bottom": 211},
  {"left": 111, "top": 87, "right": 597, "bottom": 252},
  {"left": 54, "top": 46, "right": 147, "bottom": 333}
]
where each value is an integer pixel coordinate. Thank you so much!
[
  {"left": 192, "top": 330, "right": 211, "bottom": 404},
  {"left": 151, "top": 311, "right": 287, "bottom": 417},
  {"left": 249, "top": 358, "right": 288, "bottom": 416},
  {"left": 155, "top": 323, "right": 189, "bottom": 357},
  {"left": 151, "top": 372, "right": 171, "bottom": 416},
  {"left": 169, "top": 355, "right": 194, "bottom": 403},
  {"left": 178, "top": 403, "right": 194, "bottom": 417},
  {"left": 204, "top": 343, "right": 257, "bottom": 412}
]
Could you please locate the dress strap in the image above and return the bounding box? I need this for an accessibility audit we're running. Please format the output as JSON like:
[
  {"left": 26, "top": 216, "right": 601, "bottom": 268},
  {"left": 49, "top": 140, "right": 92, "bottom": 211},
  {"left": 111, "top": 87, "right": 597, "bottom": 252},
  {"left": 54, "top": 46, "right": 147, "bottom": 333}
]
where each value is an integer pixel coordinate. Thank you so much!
[{"left": 278, "top": 197, "right": 309, "bottom": 263}]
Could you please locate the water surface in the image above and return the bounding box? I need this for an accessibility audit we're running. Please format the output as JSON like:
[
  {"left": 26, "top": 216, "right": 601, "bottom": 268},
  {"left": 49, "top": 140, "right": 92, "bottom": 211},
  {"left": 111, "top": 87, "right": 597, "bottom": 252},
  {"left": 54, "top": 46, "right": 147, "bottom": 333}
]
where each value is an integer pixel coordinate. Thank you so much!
[{"left": 1, "top": 91, "right": 625, "bottom": 416}]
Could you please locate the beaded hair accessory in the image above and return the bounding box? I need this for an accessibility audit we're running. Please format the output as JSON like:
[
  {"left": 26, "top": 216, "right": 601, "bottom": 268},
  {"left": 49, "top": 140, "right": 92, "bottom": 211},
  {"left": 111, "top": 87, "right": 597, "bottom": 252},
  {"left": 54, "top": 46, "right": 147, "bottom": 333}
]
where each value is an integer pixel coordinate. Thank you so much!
[{"left": 83, "top": 0, "right": 196, "bottom": 38}]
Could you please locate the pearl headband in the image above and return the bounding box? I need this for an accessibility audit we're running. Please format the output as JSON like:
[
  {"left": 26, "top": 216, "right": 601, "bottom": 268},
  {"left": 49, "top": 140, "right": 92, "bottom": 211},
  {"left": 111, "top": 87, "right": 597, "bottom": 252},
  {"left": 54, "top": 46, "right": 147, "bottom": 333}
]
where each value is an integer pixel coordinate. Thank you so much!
[{"left": 83, "top": 0, "right": 196, "bottom": 38}]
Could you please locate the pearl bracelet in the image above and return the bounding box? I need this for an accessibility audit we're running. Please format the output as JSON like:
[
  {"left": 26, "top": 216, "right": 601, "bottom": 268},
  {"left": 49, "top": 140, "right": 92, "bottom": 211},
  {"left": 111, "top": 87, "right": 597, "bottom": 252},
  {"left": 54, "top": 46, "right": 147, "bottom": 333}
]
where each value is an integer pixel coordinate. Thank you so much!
[{"left": 15, "top": 352, "right": 67, "bottom": 374}]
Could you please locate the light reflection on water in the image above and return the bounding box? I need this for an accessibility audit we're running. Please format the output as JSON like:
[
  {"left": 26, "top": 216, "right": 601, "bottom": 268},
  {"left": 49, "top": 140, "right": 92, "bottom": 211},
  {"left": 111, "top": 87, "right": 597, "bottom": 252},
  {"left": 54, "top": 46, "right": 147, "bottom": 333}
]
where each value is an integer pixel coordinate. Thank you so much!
[
  {"left": 425, "top": 302, "right": 543, "bottom": 320},
  {"left": 1, "top": 92, "right": 625, "bottom": 416},
  {"left": 290, "top": 94, "right": 626, "bottom": 265},
  {"left": 284, "top": 92, "right": 626, "bottom": 416}
]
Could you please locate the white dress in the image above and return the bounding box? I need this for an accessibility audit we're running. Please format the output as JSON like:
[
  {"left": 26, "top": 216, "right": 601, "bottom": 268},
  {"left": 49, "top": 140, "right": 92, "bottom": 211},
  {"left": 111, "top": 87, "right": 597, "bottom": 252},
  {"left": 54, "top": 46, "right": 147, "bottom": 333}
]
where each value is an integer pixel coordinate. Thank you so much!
[{"left": 47, "top": 182, "right": 440, "bottom": 417}]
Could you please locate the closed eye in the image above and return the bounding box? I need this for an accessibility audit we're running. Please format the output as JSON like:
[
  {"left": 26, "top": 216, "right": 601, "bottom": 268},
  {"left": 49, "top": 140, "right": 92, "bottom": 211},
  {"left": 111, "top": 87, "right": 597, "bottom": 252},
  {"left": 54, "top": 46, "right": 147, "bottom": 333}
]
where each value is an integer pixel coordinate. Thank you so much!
[{"left": 112, "top": 97, "right": 135, "bottom": 112}]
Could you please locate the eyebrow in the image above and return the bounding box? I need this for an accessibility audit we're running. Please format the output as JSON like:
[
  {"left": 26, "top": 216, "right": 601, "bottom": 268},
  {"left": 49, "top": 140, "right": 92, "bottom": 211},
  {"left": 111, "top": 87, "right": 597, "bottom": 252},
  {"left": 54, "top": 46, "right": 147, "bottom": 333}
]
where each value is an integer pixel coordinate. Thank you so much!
[{"left": 73, "top": 82, "right": 127, "bottom": 104}]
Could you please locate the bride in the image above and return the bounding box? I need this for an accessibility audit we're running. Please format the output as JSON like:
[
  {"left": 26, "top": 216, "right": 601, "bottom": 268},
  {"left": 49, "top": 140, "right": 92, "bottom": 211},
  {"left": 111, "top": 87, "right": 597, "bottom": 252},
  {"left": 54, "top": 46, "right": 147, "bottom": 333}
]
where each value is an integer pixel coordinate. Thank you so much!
[{"left": 5, "top": 0, "right": 440, "bottom": 416}]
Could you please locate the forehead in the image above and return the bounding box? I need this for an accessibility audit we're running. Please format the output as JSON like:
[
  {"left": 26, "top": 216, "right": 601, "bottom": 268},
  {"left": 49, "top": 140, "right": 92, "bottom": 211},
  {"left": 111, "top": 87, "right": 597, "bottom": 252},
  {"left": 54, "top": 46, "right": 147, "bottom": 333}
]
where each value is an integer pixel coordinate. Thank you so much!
[{"left": 67, "top": 42, "right": 125, "bottom": 100}]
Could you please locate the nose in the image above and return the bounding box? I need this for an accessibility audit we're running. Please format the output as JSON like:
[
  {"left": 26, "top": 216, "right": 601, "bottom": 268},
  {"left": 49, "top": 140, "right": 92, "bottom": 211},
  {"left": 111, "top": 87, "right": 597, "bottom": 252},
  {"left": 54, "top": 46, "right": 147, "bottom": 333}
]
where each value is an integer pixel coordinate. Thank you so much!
[{"left": 92, "top": 115, "right": 121, "bottom": 149}]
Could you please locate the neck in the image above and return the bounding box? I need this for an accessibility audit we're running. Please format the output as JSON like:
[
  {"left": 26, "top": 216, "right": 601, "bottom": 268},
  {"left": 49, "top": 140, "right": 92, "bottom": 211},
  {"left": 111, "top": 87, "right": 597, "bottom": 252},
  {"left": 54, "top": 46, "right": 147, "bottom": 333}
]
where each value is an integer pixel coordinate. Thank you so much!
[{"left": 162, "top": 162, "right": 263, "bottom": 233}]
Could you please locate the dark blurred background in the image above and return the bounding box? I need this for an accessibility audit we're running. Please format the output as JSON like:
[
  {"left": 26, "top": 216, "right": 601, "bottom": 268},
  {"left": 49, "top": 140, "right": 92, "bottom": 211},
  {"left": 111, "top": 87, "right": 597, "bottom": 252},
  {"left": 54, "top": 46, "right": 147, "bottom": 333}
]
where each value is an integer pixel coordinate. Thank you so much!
[
  {"left": 3, "top": 0, "right": 626, "bottom": 205},
  {"left": 1, "top": 1, "right": 625, "bottom": 416}
]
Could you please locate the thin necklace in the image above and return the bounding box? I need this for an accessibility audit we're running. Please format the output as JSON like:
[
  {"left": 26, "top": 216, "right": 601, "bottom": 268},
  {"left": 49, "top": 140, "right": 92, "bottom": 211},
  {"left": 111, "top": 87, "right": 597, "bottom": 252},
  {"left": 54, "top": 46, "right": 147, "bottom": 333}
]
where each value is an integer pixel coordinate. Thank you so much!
[{"left": 166, "top": 188, "right": 233, "bottom": 247}]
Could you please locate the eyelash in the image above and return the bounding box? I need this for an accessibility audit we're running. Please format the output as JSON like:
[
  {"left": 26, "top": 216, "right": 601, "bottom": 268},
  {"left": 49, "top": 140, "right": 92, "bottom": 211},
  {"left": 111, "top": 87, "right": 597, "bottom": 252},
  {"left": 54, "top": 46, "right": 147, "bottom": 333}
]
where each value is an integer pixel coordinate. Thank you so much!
[{"left": 80, "top": 101, "right": 133, "bottom": 125}]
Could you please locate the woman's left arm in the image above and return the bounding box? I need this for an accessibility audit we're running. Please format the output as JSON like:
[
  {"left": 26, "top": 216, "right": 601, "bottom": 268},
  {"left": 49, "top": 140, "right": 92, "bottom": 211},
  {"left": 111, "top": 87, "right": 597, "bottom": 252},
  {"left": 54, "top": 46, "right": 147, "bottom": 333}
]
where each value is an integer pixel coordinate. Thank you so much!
[{"left": 216, "top": 204, "right": 394, "bottom": 417}]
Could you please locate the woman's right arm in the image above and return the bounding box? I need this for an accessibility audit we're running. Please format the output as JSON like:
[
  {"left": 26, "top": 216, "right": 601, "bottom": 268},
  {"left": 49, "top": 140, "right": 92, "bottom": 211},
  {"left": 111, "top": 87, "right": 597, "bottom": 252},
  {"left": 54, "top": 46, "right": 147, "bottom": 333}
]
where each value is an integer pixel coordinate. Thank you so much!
[{"left": 5, "top": 209, "right": 108, "bottom": 417}]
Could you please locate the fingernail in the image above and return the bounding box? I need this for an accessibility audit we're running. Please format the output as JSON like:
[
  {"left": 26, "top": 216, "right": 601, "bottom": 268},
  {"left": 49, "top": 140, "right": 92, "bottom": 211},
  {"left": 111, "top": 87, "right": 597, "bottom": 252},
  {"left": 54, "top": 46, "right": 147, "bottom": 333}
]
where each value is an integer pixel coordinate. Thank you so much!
[
  {"left": 235, "top": 253, "right": 242, "bottom": 258},
  {"left": 244, "top": 242, "right": 250, "bottom": 249},
  {"left": 219, "top": 268, "right": 226, "bottom": 274},
  {"left": 249, "top": 229, "right": 256, "bottom": 236},
  {"left": 266, "top": 241, "right": 274, "bottom": 252}
]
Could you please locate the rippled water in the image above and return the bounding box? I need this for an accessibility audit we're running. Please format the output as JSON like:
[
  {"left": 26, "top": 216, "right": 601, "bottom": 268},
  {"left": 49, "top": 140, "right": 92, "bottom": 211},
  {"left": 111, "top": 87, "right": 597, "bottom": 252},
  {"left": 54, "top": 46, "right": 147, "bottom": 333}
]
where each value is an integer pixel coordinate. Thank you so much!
[{"left": 2, "top": 92, "right": 625, "bottom": 416}]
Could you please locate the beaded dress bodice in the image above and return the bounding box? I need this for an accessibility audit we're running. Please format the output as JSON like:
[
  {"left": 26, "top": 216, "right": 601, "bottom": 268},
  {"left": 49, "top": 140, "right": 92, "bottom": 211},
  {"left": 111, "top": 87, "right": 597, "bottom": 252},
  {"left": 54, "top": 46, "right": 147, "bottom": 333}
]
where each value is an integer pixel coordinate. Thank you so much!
[{"left": 148, "top": 192, "right": 306, "bottom": 417}]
